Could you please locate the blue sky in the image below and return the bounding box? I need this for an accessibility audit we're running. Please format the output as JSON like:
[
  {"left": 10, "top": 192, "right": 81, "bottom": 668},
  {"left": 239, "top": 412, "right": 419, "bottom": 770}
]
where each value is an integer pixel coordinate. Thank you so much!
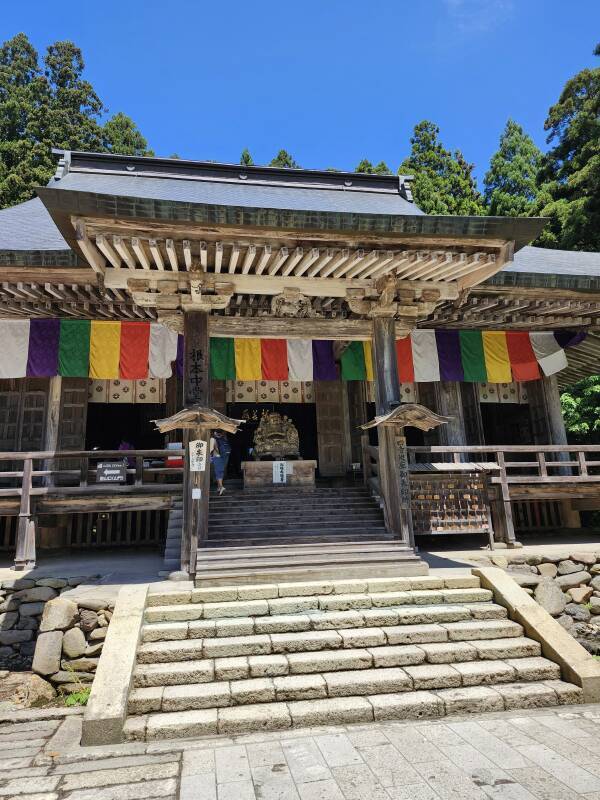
[{"left": 2, "top": 1, "right": 598, "bottom": 184}]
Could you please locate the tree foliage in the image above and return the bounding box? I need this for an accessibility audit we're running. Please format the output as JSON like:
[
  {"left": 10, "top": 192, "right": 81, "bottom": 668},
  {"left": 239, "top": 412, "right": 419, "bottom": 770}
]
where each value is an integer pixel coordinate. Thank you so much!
[
  {"left": 484, "top": 119, "right": 542, "bottom": 216},
  {"left": 561, "top": 377, "right": 600, "bottom": 443},
  {"left": 240, "top": 148, "right": 254, "bottom": 166},
  {"left": 533, "top": 44, "right": 600, "bottom": 250},
  {"left": 0, "top": 33, "right": 152, "bottom": 209},
  {"left": 398, "top": 121, "right": 485, "bottom": 215},
  {"left": 102, "top": 112, "right": 153, "bottom": 156},
  {"left": 269, "top": 149, "right": 300, "bottom": 169},
  {"left": 355, "top": 158, "right": 392, "bottom": 175}
]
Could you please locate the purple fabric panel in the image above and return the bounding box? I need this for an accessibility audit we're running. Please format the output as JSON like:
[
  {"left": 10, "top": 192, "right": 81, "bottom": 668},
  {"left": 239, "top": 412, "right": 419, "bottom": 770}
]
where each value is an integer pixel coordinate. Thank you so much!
[
  {"left": 312, "top": 340, "right": 337, "bottom": 380},
  {"left": 554, "top": 330, "right": 587, "bottom": 349},
  {"left": 435, "top": 330, "right": 464, "bottom": 381},
  {"left": 176, "top": 335, "right": 184, "bottom": 378},
  {"left": 26, "top": 319, "right": 60, "bottom": 376}
]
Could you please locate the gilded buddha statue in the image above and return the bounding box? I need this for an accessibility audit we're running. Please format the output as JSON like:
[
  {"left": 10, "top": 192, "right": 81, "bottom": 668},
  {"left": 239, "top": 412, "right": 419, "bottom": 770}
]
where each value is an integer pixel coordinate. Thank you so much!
[{"left": 252, "top": 411, "right": 300, "bottom": 461}]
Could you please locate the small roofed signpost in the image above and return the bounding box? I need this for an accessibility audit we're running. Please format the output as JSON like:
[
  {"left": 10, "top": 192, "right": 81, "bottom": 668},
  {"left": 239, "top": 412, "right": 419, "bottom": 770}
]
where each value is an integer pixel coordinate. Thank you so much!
[
  {"left": 361, "top": 404, "right": 451, "bottom": 546},
  {"left": 154, "top": 308, "right": 243, "bottom": 576},
  {"left": 155, "top": 406, "right": 243, "bottom": 576}
]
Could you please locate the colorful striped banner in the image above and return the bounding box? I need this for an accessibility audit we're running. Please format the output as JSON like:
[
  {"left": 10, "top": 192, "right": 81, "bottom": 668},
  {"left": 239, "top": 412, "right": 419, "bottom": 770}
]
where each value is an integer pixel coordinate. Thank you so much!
[{"left": 0, "top": 320, "right": 583, "bottom": 383}]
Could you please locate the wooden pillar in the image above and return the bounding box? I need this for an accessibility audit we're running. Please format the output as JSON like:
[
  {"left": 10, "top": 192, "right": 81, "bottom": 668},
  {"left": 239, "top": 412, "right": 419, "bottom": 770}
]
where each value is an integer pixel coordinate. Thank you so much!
[
  {"left": 14, "top": 457, "right": 35, "bottom": 570},
  {"left": 372, "top": 317, "right": 414, "bottom": 547},
  {"left": 182, "top": 311, "right": 212, "bottom": 576},
  {"left": 43, "top": 376, "right": 62, "bottom": 487},
  {"left": 434, "top": 382, "right": 467, "bottom": 447},
  {"left": 543, "top": 374, "right": 581, "bottom": 528}
]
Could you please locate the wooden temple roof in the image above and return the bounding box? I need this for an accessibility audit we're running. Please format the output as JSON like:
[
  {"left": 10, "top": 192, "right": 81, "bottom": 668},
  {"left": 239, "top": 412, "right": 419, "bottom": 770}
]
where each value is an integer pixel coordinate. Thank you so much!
[{"left": 0, "top": 150, "right": 599, "bottom": 385}]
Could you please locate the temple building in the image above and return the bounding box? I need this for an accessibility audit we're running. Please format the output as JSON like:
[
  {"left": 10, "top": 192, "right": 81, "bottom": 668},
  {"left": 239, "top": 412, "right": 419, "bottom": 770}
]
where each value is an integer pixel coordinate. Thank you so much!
[{"left": 0, "top": 150, "right": 599, "bottom": 581}]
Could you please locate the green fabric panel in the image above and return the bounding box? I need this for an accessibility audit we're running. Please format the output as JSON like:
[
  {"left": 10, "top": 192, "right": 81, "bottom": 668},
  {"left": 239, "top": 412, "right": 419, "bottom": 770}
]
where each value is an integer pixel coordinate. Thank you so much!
[
  {"left": 210, "top": 338, "right": 236, "bottom": 379},
  {"left": 58, "top": 320, "right": 91, "bottom": 377},
  {"left": 341, "top": 341, "right": 366, "bottom": 380},
  {"left": 459, "top": 330, "right": 487, "bottom": 382}
]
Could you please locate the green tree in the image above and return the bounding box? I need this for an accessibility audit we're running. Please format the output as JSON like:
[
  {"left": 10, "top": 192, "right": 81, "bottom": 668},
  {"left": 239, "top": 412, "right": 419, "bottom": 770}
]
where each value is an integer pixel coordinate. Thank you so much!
[
  {"left": 240, "top": 148, "right": 254, "bottom": 166},
  {"left": 399, "top": 120, "right": 485, "bottom": 215},
  {"left": 102, "top": 112, "right": 153, "bottom": 156},
  {"left": 355, "top": 158, "right": 392, "bottom": 175},
  {"left": 534, "top": 44, "right": 600, "bottom": 250},
  {"left": 561, "top": 377, "right": 600, "bottom": 443},
  {"left": 0, "top": 33, "right": 52, "bottom": 208},
  {"left": 42, "top": 40, "right": 105, "bottom": 152},
  {"left": 0, "top": 33, "right": 152, "bottom": 209},
  {"left": 484, "top": 119, "right": 542, "bottom": 216},
  {"left": 269, "top": 149, "right": 300, "bottom": 168}
]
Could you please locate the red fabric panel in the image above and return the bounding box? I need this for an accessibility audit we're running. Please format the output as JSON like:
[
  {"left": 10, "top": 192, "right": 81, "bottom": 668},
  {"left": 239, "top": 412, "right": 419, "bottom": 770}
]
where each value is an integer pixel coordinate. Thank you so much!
[
  {"left": 506, "top": 331, "right": 540, "bottom": 381},
  {"left": 120, "top": 322, "right": 150, "bottom": 379},
  {"left": 261, "top": 339, "right": 288, "bottom": 380},
  {"left": 396, "top": 336, "right": 414, "bottom": 383}
]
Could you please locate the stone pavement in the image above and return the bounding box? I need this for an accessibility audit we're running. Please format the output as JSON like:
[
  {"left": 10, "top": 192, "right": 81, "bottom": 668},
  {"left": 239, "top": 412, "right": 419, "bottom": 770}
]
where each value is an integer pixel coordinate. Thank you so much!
[{"left": 5, "top": 704, "right": 600, "bottom": 799}]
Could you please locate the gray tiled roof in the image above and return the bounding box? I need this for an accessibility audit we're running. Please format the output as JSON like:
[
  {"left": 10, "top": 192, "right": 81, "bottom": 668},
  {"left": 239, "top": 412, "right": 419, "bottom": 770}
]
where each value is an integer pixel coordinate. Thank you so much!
[
  {"left": 53, "top": 170, "right": 423, "bottom": 217},
  {"left": 506, "top": 245, "right": 600, "bottom": 277},
  {"left": 0, "top": 197, "right": 69, "bottom": 251}
]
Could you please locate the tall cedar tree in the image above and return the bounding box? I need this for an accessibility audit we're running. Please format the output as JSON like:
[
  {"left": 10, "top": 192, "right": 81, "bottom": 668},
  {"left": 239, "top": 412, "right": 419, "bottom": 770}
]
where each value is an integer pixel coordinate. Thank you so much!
[
  {"left": 355, "top": 158, "right": 392, "bottom": 175},
  {"left": 484, "top": 120, "right": 542, "bottom": 216},
  {"left": 534, "top": 44, "right": 600, "bottom": 250},
  {"left": 399, "top": 121, "right": 485, "bottom": 215},
  {"left": 240, "top": 148, "right": 254, "bottom": 166},
  {"left": 0, "top": 33, "right": 151, "bottom": 209},
  {"left": 269, "top": 149, "right": 300, "bottom": 168},
  {"left": 102, "top": 112, "right": 153, "bottom": 156}
]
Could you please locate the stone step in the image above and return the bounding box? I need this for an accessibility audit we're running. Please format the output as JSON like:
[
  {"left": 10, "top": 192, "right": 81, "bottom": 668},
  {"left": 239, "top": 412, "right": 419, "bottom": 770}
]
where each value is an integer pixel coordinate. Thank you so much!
[
  {"left": 133, "top": 635, "right": 542, "bottom": 688},
  {"left": 146, "top": 588, "right": 491, "bottom": 620},
  {"left": 129, "top": 655, "right": 561, "bottom": 714},
  {"left": 136, "top": 619, "right": 526, "bottom": 664},
  {"left": 208, "top": 515, "right": 385, "bottom": 528},
  {"left": 141, "top": 602, "right": 508, "bottom": 642},
  {"left": 125, "top": 680, "right": 583, "bottom": 739},
  {"left": 204, "top": 534, "right": 393, "bottom": 548}
]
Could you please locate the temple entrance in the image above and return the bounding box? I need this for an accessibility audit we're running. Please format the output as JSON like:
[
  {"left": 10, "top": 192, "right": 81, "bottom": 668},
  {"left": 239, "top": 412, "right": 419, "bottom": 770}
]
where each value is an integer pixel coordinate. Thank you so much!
[
  {"left": 85, "top": 403, "right": 165, "bottom": 450},
  {"left": 226, "top": 402, "right": 318, "bottom": 478}
]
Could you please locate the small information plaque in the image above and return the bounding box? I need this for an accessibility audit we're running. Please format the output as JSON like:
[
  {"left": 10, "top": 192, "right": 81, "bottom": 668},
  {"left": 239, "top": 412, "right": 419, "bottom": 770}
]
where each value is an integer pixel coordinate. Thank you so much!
[
  {"left": 96, "top": 461, "right": 126, "bottom": 483},
  {"left": 189, "top": 439, "right": 207, "bottom": 472},
  {"left": 272, "top": 461, "right": 287, "bottom": 484}
]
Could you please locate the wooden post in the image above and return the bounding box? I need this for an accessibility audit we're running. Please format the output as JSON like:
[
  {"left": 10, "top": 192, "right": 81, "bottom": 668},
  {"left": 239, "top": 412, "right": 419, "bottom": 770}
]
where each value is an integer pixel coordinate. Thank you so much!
[
  {"left": 181, "top": 311, "right": 211, "bottom": 576},
  {"left": 14, "top": 457, "right": 36, "bottom": 570},
  {"left": 542, "top": 374, "right": 581, "bottom": 528},
  {"left": 435, "top": 382, "right": 467, "bottom": 449},
  {"left": 371, "top": 317, "right": 414, "bottom": 546},
  {"left": 43, "top": 376, "right": 62, "bottom": 487}
]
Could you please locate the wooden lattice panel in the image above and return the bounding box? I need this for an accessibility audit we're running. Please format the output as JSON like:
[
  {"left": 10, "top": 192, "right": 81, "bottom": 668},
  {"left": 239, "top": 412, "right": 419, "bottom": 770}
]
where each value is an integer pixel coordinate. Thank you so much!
[{"left": 410, "top": 472, "right": 492, "bottom": 536}]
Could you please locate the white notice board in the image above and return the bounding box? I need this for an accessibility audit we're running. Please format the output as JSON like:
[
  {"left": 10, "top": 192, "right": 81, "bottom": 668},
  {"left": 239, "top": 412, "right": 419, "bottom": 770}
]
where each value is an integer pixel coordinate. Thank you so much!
[{"left": 189, "top": 439, "right": 207, "bottom": 472}]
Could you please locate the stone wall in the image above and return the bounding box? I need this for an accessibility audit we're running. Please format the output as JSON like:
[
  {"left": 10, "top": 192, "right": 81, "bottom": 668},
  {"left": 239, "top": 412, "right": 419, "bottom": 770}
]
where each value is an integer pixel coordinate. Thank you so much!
[
  {"left": 0, "top": 575, "right": 113, "bottom": 694},
  {"left": 486, "top": 551, "right": 600, "bottom": 652}
]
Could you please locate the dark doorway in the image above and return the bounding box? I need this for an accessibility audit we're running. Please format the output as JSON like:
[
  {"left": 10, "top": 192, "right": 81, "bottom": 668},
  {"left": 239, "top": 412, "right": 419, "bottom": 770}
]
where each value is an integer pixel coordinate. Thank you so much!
[
  {"left": 85, "top": 404, "right": 166, "bottom": 450},
  {"left": 480, "top": 403, "right": 533, "bottom": 445},
  {"left": 226, "top": 403, "right": 318, "bottom": 478}
]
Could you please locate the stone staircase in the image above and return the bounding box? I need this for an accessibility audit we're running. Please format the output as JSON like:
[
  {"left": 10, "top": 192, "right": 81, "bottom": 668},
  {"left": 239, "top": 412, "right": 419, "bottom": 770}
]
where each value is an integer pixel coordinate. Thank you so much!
[
  {"left": 123, "top": 574, "right": 582, "bottom": 741},
  {"left": 164, "top": 486, "right": 425, "bottom": 582},
  {"left": 162, "top": 498, "right": 183, "bottom": 573}
]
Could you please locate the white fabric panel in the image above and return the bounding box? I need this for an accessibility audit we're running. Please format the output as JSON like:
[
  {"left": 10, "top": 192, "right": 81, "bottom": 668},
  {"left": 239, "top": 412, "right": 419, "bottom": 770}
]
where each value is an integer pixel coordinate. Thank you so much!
[
  {"left": 287, "top": 339, "right": 313, "bottom": 382},
  {"left": 0, "top": 320, "right": 29, "bottom": 378},
  {"left": 149, "top": 324, "right": 178, "bottom": 379},
  {"left": 411, "top": 330, "right": 440, "bottom": 382},
  {"left": 529, "top": 332, "right": 568, "bottom": 376}
]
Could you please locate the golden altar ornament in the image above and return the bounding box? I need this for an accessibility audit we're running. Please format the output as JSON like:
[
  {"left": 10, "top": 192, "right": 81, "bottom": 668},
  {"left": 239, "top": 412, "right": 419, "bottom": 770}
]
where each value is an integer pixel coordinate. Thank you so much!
[{"left": 252, "top": 411, "right": 300, "bottom": 460}]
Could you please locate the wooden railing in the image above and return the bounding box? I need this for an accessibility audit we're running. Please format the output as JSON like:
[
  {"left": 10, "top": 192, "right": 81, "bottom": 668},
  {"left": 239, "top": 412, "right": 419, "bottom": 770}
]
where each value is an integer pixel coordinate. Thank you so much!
[
  {"left": 361, "top": 440, "right": 600, "bottom": 545},
  {"left": 0, "top": 449, "right": 184, "bottom": 569}
]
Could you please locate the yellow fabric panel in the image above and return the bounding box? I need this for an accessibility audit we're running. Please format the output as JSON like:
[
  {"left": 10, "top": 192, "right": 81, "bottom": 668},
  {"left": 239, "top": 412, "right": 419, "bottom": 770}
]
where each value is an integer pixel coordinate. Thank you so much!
[
  {"left": 89, "top": 321, "right": 121, "bottom": 379},
  {"left": 363, "top": 341, "right": 374, "bottom": 382},
  {"left": 482, "top": 331, "right": 512, "bottom": 383},
  {"left": 234, "top": 338, "right": 262, "bottom": 380}
]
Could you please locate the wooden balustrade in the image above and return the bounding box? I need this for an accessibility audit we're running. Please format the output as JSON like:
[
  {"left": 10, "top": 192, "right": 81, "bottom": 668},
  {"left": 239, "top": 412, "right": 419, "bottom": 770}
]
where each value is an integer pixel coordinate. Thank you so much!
[{"left": 0, "top": 449, "right": 184, "bottom": 569}]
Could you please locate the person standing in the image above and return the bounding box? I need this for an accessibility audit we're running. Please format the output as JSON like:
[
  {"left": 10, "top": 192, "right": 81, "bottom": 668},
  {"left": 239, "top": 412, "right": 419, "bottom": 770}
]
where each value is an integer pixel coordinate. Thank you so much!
[{"left": 210, "top": 430, "right": 231, "bottom": 495}]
